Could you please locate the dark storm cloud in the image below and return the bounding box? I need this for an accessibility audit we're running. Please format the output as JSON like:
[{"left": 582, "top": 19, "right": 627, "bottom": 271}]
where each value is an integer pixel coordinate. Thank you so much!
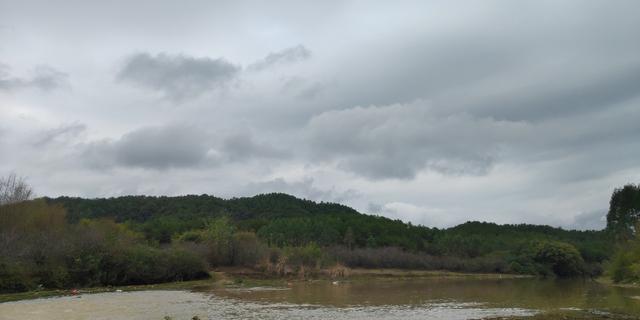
[
  {"left": 0, "top": 64, "right": 68, "bottom": 92},
  {"left": 248, "top": 45, "right": 311, "bottom": 71},
  {"left": 117, "top": 53, "right": 240, "bottom": 100}
]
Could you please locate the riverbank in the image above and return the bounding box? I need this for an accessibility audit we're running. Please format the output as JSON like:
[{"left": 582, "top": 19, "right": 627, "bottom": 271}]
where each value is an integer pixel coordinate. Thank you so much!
[
  {"left": 487, "top": 311, "right": 640, "bottom": 320},
  {"left": 0, "top": 277, "right": 217, "bottom": 303},
  {"left": 0, "top": 267, "right": 529, "bottom": 303},
  {"left": 216, "top": 266, "right": 533, "bottom": 279},
  {"left": 2, "top": 271, "right": 640, "bottom": 320}
]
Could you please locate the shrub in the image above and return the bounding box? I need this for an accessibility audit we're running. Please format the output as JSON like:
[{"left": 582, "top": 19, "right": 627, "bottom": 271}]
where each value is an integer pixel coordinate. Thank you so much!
[
  {"left": 328, "top": 246, "right": 508, "bottom": 273},
  {"left": 608, "top": 240, "right": 640, "bottom": 283},
  {"left": 532, "top": 241, "right": 585, "bottom": 277},
  {"left": 165, "top": 247, "right": 209, "bottom": 281},
  {"left": 178, "top": 230, "right": 205, "bottom": 243},
  {"left": 204, "top": 217, "right": 236, "bottom": 266},
  {"left": 0, "top": 260, "right": 34, "bottom": 292},
  {"left": 232, "top": 232, "right": 267, "bottom": 267},
  {"left": 284, "top": 243, "right": 323, "bottom": 269}
]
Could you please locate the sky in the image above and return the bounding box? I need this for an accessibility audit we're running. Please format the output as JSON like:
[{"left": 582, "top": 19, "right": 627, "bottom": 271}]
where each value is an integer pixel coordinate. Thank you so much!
[{"left": 1, "top": 1, "right": 639, "bottom": 230}]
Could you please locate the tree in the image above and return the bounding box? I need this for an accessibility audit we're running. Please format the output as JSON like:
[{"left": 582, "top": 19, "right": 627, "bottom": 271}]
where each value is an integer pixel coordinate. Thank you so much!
[
  {"left": 606, "top": 184, "right": 640, "bottom": 241},
  {"left": 0, "top": 174, "right": 33, "bottom": 206},
  {"left": 205, "top": 216, "right": 236, "bottom": 266},
  {"left": 343, "top": 227, "right": 355, "bottom": 250},
  {"left": 533, "top": 240, "right": 585, "bottom": 277}
]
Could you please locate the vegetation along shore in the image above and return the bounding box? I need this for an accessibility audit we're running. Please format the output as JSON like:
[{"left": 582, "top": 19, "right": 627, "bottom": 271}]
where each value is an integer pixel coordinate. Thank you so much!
[{"left": 2, "top": 174, "right": 640, "bottom": 298}]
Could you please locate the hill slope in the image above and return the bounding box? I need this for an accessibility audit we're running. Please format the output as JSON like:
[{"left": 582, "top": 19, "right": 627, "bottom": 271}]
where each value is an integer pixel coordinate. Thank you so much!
[{"left": 45, "top": 193, "right": 610, "bottom": 264}]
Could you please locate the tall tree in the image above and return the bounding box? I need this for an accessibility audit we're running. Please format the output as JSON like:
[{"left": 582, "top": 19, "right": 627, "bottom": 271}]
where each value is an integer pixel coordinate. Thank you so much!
[{"left": 606, "top": 184, "right": 640, "bottom": 241}]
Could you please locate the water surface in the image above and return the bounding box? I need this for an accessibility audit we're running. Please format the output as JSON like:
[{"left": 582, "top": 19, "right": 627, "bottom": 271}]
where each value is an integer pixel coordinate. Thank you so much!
[{"left": 2, "top": 277, "right": 640, "bottom": 319}]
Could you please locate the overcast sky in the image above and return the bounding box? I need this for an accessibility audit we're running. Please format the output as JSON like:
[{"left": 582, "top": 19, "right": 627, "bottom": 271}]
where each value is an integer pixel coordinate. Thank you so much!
[{"left": 1, "top": 1, "right": 639, "bottom": 230}]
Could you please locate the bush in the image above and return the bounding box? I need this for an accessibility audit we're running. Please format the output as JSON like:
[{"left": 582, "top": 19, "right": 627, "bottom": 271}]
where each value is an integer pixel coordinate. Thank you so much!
[
  {"left": 204, "top": 217, "right": 235, "bottom": 266},
  {"left": 328, "top": 246, "right": 509, "bottom": 273},
  {"left": 0, "top": 261, "right": 34, "bottom": 292},
  {"left": 118, "top": 246, "right": 208, "bottom": 285},
  {"left": 608, "top": 240, "right": 640, "bottom": 283},
  {"left": 532, "top": 241, "right": 585, "bottom": 277},
  {"left": 0, "top": 201, "right": 210, "bottom": 292},
  {"left": 232, "top": 232, "right": 267, "bottom": 267},
  {"left": 165, "top": 247, "right": 209, "bottom": 281},
  {"left": 178, "top": 230, "right": 206, "bottom": 243},
  {"left": 284, "top": 243, "right": 323, "bottom": 269}
]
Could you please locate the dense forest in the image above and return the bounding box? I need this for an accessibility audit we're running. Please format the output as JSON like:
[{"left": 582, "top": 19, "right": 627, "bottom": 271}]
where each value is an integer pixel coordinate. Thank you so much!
[
  {"left": 2, "top": 174, "right": 640, "bottom": 293},
  {"left": 44, "top": 193, "right": 611, "bottom": 274}
]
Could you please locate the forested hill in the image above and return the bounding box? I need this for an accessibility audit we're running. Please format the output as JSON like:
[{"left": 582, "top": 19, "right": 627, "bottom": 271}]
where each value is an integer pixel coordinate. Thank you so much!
[
  {"left": 45, "top": 193, "right": 610, "bottom": 263},
  {"left": 0, "top": 186, "right": 630, "bottom": 294},
  {"left": 0, "top": 191, "right": 618, "bottom": 294},
  {"left": 45, "top": 193, "right": 432, "bottom": 249},
  {"left": 47, "top": 193, "right": 359, "bottom": 222}
]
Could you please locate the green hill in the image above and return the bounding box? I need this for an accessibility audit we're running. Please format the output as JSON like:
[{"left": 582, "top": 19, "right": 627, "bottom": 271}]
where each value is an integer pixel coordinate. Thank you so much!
[{"left": 45, "top": 193, "right": 610, "bottom": 265}]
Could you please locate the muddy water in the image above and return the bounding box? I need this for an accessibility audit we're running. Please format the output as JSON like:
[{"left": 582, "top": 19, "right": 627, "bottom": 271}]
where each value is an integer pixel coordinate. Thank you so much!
[{"left": 1, "top": 278, "right": 640, "bottom": 319}]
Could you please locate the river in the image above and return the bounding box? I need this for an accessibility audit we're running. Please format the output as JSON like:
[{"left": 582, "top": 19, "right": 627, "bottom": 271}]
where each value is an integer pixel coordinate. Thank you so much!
[{"left": 1, "top": 277, "right": 640, "bottom": 319}]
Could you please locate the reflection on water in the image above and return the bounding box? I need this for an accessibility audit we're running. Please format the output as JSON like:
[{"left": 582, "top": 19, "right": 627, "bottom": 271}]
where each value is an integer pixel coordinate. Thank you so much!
[
  {"left": 1, "top": 278, "right": 640, "bottom": 320},
  {"left": 213, "top": 278, "right": 640, "bottom": 314}
]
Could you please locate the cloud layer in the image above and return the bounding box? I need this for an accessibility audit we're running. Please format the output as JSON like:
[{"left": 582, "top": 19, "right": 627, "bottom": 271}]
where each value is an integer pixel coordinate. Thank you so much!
[
  {"left": 118, "top": 53, "right": 240, "bottom": 100},
  {"left": 0, "top": 64, "right": 68, "bottom": 92},
  {"left": 248, "top": 45, "right": 311, "bottom": 71},
  {"left": 2, "top": 1, "right": 640, "bottom": 230}
]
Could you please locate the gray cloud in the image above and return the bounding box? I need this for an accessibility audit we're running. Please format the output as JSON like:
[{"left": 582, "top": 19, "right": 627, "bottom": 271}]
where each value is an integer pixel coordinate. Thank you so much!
[
  {"left": 84, "top": 125, "right": 211, "bottom": 170},
  {"left": 3, "top": 1, "right": 640, "bottom": 229},
  {"left": 116, "top": 126, "right": 209, "bottom": 168},
  {"left": 567, "top": 209, "right": 607, "bottom": 231},
  {"left": 461, "top": 64, "right": 640, "bottom": 122},
  {"left": 32, "top": 123, "right": 86, "bottom": 147},
  {"left": 0, "top": 64, "right": 68, "bottom": 92},
  {"left": 80, "top": 126, "right": 289, "bottom": 170},
  {"left": 281, "top": 76, "right": 325, "bottom": 100},
  {"left": 117, "top": 52, "right": 240, "bottom": 100},
  {"left": 221, "top": 133, "right": 288, "bottom": 162},
  {"left": 248, "top": 45, "right": 311, "bottom": 71},
  {"left": 281, "top": 76, "right": 327, "bottom": 100},
  {"left": 242, "top": 177, "right": 359, "bottom": 203},
  {"left": 366, "top": 202, "right": 383, "bottom": 214},
  {"left": 372, "top": 202, "right": 456, "bottom": 228},
  {"left": 296, "top": 82, "right": 324, "bottom": 100},
  {"left": 306, "top": 100, "right": 525, "bottom": 179}
]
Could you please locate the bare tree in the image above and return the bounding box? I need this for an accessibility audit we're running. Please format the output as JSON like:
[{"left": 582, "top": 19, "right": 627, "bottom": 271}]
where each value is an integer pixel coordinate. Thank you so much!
[{"left": 0, "top": 173, "right": 34, "bottom": 205}]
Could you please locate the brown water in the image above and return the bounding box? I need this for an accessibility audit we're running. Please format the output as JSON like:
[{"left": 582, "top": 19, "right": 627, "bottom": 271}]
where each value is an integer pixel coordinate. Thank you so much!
[{"left": 1, "top": 278, "right": 640, "bottom": 319}]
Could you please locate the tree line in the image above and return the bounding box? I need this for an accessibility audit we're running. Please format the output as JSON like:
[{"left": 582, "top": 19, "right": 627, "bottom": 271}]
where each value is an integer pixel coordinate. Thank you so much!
[{"left": 2, "top": 175, "right": 639, "bottom": 293}]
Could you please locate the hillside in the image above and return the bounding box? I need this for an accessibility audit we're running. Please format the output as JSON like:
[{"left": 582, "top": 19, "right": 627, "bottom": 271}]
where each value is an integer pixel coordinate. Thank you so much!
[
  {"left": 0, "top": 191, "right": 622, "bottom": 293},
  {"left": 46, "top": 193, "right": 610, "bottom": 264}
]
